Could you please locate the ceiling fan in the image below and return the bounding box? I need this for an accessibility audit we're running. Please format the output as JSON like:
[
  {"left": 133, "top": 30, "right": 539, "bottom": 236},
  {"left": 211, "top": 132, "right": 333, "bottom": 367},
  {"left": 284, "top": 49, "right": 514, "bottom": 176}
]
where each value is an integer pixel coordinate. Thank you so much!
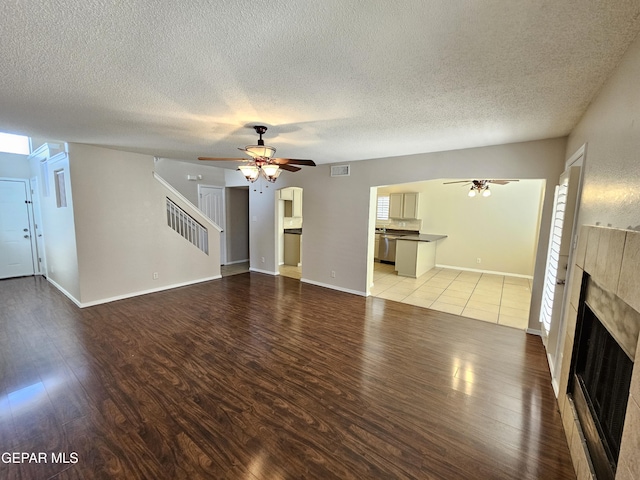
[
  {"left": 443, "top": 179, "right": 519, "bottom": 197},
  {"left": 198, "top": 125, "right": 316, "bottom": 183}
]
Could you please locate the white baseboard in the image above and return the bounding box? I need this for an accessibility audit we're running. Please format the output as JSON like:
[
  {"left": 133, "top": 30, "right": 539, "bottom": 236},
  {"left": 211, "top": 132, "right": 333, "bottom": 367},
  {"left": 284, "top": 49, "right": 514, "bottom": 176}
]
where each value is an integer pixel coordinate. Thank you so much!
[
  {"left": 526, "top": 328, "right": 542, "bottom": 336},
  {"left": 300, "top": 278, "right": 367, "bottom": 297},
  {"left": 46, "top": 277, "right": 82, "bottom": 307},
  {"left": 249, "top": 267, "right": 279, "bottom": 275},
  {"left": 52, "top": 275, "right": 222, "bottom": 308},
  {"left": 436, "top": 264, "right": 533, "bottom": 279}
]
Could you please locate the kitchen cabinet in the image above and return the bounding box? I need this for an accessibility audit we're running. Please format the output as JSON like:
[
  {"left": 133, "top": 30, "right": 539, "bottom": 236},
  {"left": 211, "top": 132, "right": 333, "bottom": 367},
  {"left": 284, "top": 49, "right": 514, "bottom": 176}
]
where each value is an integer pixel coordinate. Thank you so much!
[
  {"left": 395, "top": 239, "right": 436, "bottom": 278},
  {"left": 292, "top": 188, "right": 302, "bottom": 217},
  {"left": 389, "top": 192, "right": 419, "bottom": 219},
  {"left": 280, "top": 187, "right": 303, "bottom": 217},
  {"left": 284, "top": 233, "right": 301, "bottom": 266},
  {"left": 279, "top": 188, "right": 293, "bottom": 200}
]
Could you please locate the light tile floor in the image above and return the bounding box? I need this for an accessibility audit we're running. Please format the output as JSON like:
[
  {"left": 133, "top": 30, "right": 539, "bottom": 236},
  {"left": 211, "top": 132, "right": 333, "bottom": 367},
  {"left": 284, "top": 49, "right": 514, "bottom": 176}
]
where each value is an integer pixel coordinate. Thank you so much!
[
  {"left": 279, "top": 264, "right": 302, "bottom": 279},
  {"left": 221, "top": 262, "right": 302, "bottom": 279},
  {"left": 371, "top": 263, "right": 532, "bottom": 330},
  {"left": 221, "top": 261, "right": 250, "bottom": 277}
]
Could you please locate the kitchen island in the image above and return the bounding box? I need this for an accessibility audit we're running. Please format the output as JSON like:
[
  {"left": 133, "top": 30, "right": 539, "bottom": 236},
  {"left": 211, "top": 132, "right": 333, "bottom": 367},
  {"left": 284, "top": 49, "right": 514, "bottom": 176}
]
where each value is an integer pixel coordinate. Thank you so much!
[{"left": 395, "top": 234, "right": 447, "bottom": 278}]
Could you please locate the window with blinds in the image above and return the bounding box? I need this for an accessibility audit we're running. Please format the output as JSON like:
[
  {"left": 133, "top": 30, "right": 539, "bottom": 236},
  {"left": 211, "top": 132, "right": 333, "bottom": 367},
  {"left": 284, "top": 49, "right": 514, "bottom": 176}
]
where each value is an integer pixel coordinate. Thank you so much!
[
  {"left": 377, "top": 196, "right": 390, "bottom": 220},
  {"left": 540, "top": 183, "right": 567, "bottom": 334}
]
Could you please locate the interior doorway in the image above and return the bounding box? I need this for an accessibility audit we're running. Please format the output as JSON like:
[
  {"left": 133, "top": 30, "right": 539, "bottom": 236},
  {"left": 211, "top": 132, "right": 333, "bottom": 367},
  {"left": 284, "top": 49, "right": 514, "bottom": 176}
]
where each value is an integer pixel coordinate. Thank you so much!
[
  {"left": 277, "top": 186, "right": 303, "bottom": 280},
  {"left": 198, "top": 185, "right": 226, "bottom": 264},
  {"left": 220, "top": 186, "right": 250, "bottom": 276}
]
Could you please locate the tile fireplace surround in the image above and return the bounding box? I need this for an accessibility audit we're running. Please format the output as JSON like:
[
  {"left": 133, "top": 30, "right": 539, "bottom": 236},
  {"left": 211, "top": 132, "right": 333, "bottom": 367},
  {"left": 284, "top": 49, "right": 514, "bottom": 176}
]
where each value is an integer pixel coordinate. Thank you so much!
[{"left": 557, "top": 225, "right": 640, "bottom": 479}]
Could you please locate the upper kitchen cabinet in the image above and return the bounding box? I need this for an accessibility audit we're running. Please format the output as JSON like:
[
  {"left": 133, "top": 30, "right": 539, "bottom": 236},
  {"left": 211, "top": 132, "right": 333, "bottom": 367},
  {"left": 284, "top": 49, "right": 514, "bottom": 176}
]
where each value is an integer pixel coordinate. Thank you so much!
[
  {"left": 389, "top": 192, "right": 419, "bottom": 219},
  {"left": 280, "top": 187, "right": 303, "bottom": 217}
]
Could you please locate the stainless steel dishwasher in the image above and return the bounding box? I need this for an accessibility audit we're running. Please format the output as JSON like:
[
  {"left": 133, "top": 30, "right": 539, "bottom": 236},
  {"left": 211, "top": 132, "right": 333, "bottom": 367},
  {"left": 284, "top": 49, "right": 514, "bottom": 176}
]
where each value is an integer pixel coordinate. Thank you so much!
[{"left": 379, "top": 235, "right": 402, "bottom": 263}]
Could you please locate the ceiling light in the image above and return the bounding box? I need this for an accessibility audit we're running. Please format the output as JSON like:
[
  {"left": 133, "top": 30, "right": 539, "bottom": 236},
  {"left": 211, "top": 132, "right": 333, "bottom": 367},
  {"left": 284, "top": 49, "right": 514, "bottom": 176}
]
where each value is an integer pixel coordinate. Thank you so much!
[
  {"left": 238, "top": 165, "right": 260, "bottom": 182},
  {"left": 482, "top": 186, "right": 491, "bottom": 197},
  {"left": 468, "top": 188, "right": 476, "bottom": 197},
  {"left": 244, "top": 144, "right": 276, "bottom": 159},
  {"left": 261, "top": 163, "right": 280, "bottom": 182},
  {"left": 238, "top": 162, "right": 282, "bottom": 184}
]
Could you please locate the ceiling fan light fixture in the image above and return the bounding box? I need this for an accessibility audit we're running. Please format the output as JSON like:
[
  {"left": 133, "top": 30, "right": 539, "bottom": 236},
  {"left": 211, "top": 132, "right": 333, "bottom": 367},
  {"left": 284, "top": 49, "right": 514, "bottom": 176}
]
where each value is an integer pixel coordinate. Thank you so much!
[
  {"left": 468, "top": 188, "right": 476, "bottom": 197},
  {"left": 244, "top": 144, "right": 276, "bottom": 159},
  {"left": 261, "top": 163, "right": 280, "bottom": 179},
  {"left": 263, "top": 167, "right": 281, "bottom": 183},
  {"left": 482, "top": 186, "right": 491, "bottom": 197},
  {"left": 238, "top": 165, "right": 260, "bottom": 182}
]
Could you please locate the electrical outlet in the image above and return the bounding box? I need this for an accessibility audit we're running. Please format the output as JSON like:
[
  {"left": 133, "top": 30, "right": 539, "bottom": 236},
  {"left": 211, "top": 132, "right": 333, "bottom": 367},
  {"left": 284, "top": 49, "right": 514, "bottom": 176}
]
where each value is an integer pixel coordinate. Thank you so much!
[
  {"left": 261, "top": 257, "right": 265, "bottom": 263},
  {"left": 331, "top": 270, "right": 336, "bottom": 278},
  {"left": 153, "top": 272, "right": 159, "bottom": 279},
  {"left": 476, "top": 258, "right": 481, "bottom": 264}
]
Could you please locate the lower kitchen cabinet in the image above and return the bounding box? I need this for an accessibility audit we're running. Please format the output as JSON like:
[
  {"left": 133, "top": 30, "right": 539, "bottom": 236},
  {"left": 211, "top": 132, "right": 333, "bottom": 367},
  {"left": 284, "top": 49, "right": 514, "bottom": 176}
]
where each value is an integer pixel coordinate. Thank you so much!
[
  {"left": 284, "top": 233, "right": 301, "bottom": 266},
  {"left": 395, "top": 240, "right": 436, "bottom": 278}
]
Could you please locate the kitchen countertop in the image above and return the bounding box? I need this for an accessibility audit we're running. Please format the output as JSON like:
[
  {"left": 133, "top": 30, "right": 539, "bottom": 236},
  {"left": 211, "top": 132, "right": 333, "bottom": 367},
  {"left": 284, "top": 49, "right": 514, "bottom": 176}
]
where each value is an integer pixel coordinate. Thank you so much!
[{"left": 396, "top": 234, "right": 447, "bottom": 242}]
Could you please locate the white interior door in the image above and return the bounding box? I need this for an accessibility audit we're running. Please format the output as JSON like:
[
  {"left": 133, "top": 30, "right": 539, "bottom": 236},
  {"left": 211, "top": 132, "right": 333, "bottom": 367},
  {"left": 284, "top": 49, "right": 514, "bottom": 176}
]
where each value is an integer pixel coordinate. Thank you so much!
[
  {"left": 198, "top": 185, "right": 226, "bottom": 264},
  {"left": 0, "top": 179, "right": 36, "bottom": 279}
]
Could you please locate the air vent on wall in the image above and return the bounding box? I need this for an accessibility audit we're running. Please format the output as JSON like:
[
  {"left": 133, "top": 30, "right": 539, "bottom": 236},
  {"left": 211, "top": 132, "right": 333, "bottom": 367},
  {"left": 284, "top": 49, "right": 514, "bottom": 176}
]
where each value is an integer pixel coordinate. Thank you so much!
[{"left": 331, "top": 165, "right": 350, "bottom": 177}]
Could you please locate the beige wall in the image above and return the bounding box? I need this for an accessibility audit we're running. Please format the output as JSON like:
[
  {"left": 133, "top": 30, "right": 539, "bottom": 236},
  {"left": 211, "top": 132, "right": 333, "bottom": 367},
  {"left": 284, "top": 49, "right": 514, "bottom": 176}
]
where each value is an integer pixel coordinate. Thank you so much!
[
  {"left": 256, "top": 137, "right": 567, "bottom": 330},
  {"left": 550, "top": 33, "right": 640, "bottom": 478},
  {"left": 566, "top": 32, "right": 640, "bottom": 230},
  {"left": 378, "top": 179, "right": 545, "bottom": 276},
  {"left": 154, "top": 157, "right": 226, "bottom": 205},
  {"left": 66, "top": 144, "right": 220, "bottom": 305}
]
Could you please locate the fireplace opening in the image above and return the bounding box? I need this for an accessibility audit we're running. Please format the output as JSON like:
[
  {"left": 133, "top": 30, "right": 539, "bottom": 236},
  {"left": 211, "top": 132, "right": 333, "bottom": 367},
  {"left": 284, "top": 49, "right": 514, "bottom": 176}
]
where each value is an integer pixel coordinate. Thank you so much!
[{"left": 570, "top": 292, "right": 633, "bottom": 480}]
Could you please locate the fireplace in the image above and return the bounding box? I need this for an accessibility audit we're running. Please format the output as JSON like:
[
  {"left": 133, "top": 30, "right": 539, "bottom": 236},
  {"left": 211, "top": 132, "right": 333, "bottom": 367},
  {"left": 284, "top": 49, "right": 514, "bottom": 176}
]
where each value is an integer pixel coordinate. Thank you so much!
[
  {"left": 557, "top": 225, "right": 640, "bottom": 479},
  {"left": 570, "top": 275, "right": 634, "bottom": 479}
]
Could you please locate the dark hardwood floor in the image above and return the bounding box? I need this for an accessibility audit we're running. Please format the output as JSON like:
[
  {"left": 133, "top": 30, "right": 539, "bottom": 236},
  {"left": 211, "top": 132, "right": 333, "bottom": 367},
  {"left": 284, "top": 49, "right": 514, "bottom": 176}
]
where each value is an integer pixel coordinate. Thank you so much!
[{"left": 0, "top": 274, "right": 575, "bottom": 479}]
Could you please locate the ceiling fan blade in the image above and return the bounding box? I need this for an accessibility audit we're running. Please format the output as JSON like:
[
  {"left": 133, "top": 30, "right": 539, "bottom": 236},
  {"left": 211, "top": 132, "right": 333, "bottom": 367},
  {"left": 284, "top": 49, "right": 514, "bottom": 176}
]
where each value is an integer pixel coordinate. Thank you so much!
[
  {"left": 442, "top": 180, "right": 473, "bottom": 184},
  {"left": 272, "top": 158, "right": 316, "bottom": 166},
  {"left": 488, "top": 179, "right": 520, "bottom": 185},
  {"left": 198, "top": 157, "right": 246, "bottom": 161},
  {"left": 278, "top": 164, "right": 301, "bottom": 172}
]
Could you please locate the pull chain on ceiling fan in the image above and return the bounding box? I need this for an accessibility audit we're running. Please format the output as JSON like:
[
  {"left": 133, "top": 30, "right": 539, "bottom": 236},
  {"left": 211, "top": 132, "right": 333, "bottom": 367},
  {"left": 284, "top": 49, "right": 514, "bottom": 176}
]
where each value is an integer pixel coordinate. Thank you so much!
[{"left": 198, "top": 125, "right": 316, "bottom": 184}]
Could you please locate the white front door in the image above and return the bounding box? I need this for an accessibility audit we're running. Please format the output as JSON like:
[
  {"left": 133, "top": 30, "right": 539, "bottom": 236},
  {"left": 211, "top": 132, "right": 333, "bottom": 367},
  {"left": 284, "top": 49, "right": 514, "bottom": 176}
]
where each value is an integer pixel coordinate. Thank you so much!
[
  {"left": 198, "top": 185, "right": 226, "bottom": 264},
  {"left": 0, "top": 179, "right": 36, "bottom": 279}
]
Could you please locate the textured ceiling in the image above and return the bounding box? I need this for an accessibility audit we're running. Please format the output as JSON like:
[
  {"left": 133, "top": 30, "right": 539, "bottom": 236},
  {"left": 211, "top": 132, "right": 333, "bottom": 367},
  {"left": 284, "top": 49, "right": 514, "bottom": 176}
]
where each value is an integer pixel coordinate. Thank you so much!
[{"left": 1, "top": 1, "right": 640, "bottom": 165}]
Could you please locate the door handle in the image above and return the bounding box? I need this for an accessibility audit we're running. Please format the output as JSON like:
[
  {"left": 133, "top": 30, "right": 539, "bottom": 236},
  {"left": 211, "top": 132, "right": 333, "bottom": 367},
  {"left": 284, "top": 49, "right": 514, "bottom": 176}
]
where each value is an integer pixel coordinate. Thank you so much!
[{"left": 556, "top": 279, "right": 565, "bottom": 285}]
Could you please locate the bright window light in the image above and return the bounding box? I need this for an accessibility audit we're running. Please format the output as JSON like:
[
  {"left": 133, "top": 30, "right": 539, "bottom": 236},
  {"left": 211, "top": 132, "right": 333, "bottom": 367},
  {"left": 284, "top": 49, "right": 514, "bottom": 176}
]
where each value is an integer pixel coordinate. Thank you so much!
[{"left": 0, "top": 132, "right": 30, "bottom": 155}]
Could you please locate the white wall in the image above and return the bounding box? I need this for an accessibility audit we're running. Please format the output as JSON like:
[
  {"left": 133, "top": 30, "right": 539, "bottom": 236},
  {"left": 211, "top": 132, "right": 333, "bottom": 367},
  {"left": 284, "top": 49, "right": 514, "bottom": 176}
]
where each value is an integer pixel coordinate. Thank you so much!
[
  {"left": 66, "top": 144, "right": 220, "bottom": 305},
  {"left": 0, "top": 152, "right": 30, "bottom": 178},
  {"left": 566, "top": 32, "right": 640, "bottom": 230},
  {"left": 254, "top": 137, "right": 567, "bottom": 328},
  {"left": 378, "top": 179, "right": 545, "bottom": 276},
  {"left": 28, "top": 151, "right": 81, "bottom": 300}
]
